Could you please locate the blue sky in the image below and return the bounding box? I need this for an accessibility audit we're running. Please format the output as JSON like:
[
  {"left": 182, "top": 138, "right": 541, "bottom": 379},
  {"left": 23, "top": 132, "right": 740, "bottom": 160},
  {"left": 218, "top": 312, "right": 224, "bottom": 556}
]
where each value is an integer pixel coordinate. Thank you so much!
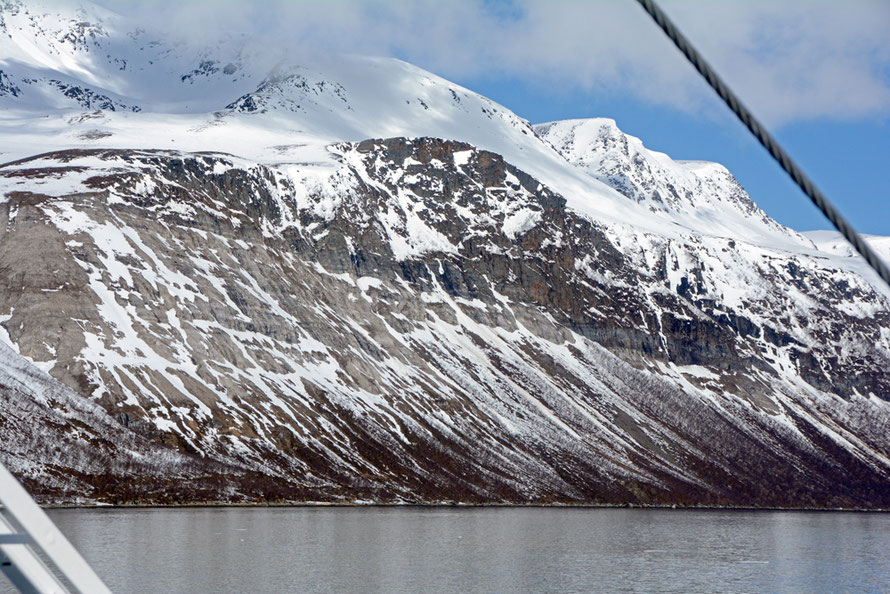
[{"left": 105, "top": 0, "right": 890, "bottom": 235}]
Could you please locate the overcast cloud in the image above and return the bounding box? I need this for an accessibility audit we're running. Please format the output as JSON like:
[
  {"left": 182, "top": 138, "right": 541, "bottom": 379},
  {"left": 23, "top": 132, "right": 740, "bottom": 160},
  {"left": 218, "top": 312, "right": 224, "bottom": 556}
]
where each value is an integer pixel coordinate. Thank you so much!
[{"left": 99, "top": 0, "right": 890, "bottom": 126}]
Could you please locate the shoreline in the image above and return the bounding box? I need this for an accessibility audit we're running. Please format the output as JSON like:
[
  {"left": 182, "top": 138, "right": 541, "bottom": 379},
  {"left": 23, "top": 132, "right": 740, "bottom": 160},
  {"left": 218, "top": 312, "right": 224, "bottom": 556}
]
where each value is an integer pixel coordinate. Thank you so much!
[{"left": 43, "top": 501, "right": 890, "bottom": 513}]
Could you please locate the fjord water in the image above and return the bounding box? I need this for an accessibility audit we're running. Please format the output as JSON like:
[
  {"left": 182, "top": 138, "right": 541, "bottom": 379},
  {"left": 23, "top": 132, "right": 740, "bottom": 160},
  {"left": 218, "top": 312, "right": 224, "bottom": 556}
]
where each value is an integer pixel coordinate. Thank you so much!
[{"left": 13, "top": 508, "right": 890, "bottom": 593}]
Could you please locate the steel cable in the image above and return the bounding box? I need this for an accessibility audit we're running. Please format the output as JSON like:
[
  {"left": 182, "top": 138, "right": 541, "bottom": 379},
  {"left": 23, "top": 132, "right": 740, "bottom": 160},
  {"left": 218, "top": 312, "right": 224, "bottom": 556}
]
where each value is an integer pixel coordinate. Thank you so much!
[{"left": 635, "top": 0, "right": 890, "bottom": 289}]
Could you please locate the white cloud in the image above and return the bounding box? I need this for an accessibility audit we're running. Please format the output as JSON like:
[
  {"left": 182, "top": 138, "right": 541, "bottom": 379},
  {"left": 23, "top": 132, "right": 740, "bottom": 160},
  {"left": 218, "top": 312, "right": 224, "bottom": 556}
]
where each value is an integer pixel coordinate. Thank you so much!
[{"left": 96, "top": 0, "right": 890, "bottom": 126}]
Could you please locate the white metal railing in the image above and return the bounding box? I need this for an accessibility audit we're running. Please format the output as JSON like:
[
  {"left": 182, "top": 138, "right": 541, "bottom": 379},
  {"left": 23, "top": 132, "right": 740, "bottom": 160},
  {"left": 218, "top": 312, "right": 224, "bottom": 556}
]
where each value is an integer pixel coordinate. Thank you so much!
[{"left": 0, "top": 463, "right": 111, "bottom": 593}]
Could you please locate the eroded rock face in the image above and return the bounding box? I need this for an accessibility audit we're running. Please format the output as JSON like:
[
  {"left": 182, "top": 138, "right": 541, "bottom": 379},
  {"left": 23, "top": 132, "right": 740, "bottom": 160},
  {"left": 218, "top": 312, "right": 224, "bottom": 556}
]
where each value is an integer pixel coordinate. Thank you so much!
[
  {"left": 0, "top": 339, "right": 321, "bottom": 505},
  {"left": 0, "top": 140, "right": 888, "bottom": 507}
]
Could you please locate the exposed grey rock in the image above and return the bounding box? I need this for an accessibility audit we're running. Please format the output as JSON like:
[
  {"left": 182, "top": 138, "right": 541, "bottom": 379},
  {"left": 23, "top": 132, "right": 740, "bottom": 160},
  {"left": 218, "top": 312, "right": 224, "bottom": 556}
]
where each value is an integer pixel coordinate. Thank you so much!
[{"left": 0, "top": 340, "right": 317, "bottom": 505}]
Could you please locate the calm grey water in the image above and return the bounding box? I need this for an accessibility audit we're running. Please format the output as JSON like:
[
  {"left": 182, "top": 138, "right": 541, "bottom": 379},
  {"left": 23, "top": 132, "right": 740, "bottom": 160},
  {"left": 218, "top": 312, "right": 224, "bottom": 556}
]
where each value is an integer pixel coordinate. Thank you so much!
[{"left": 5, "top": 507, "right": 889, "bottom": 593}]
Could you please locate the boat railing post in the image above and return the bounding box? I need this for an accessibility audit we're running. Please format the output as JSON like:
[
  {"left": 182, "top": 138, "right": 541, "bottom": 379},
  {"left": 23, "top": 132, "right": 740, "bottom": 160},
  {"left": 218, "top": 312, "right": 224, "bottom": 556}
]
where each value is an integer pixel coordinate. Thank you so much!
[{"left": 0, "top": 462, "right": 111, "bottom": 594}]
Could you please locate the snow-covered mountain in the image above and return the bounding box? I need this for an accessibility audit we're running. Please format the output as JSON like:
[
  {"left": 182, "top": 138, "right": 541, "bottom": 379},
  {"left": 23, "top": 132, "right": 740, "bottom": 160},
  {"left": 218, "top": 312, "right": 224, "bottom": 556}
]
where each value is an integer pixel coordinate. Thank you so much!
[
  {"left": 535, "top": 118, "right": 801, "bottom": 241},
  {"left": 1, "top": 0, "right": 888, "bottom": 506},
  {"left": 0, "top": 0, "right": 815, "bottom": 246}
]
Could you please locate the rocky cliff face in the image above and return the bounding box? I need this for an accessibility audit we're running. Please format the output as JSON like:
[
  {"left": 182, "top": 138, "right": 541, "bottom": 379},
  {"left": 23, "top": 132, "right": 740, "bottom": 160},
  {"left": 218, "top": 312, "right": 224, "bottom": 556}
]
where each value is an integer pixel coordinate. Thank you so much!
[
  {"left": 0, "top": 339, "right": 309, "bottom": 504},
  {"left": 1, "top": 138, "right": 888, "bottom": 507}
]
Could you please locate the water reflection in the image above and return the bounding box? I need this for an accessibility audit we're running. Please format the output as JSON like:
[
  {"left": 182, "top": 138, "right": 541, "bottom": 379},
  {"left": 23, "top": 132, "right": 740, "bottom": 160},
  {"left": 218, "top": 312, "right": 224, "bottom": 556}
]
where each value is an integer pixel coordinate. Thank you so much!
[{"left": 2, "top": 507, "right": 885, "bottom": 593}]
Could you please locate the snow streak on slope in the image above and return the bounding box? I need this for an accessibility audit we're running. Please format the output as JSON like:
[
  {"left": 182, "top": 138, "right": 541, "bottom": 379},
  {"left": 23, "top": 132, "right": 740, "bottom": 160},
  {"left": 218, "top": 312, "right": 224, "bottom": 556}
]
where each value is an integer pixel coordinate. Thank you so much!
[
  {"left": 802, "top": 231, "right": 890, "bottom": 298},
  {"left": 0, "top": 338, "right": 281, "bottom": 504},
  {"left": 805, "top": 232, "right": 890, "bottom": 261}
]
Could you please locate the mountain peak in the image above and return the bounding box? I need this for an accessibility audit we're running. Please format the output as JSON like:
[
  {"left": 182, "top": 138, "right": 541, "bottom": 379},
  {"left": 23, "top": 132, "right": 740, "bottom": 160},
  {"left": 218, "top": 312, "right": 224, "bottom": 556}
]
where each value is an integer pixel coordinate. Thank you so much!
[{"left": 535, "top": 117, "right": 803, "bottom": 245}]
